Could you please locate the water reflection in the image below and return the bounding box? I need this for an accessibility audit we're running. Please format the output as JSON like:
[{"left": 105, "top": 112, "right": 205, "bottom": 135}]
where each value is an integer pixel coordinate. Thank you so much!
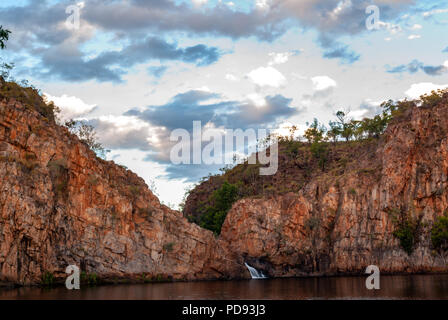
[{"left": 0, "top": 275, "right": 447, "bottom": 300}]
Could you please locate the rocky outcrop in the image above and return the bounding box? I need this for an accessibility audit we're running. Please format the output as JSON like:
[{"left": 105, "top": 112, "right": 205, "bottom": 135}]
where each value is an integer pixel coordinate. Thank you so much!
[
  {"left": 0, "top": 98, "right": 242, "bottom": 285},
  {"left": 219, "top": 101, "right": 448, "bottom": 276},
  {"left": 1, "top": 88, "right": 447, "bottom": 286}
]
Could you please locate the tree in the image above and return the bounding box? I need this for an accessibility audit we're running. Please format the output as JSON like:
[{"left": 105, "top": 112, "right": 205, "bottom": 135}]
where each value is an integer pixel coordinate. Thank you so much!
[
  {"left": 200, "top": 182, "right": 240, "bottom": 235},
  {"left": 0, "top": 26, "right": 12, "bottom": 80},
  {"left": 327, "top": 120, "right": 341, "bottom": 144},
  {"left": 64, "top": 119, "right": 109, "bottom": 159},
  {"left": 335, "top": 111, "right": 353, "bottom": 142},
  {"left": 310, "top": 141, "right": 329, "bottom": 171},
  {"left": 0, "top": 26, "right": 11, "bottom": 49},
  {"left": 304, "top": 118, "right": 326, "bottom": 144},
  {"left": 431, "top": 213, "right": 448, "bottom": 264}
]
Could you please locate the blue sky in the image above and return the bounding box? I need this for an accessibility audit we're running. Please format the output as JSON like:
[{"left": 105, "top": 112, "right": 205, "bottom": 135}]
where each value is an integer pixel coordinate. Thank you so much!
[{"left": 1, "top": 0, "right": 448, "bottom": 207}]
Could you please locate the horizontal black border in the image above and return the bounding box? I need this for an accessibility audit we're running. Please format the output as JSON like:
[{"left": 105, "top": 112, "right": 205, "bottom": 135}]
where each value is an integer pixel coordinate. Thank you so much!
[{"left": 0, "top": 300, "right": 445, "bottom": 319}]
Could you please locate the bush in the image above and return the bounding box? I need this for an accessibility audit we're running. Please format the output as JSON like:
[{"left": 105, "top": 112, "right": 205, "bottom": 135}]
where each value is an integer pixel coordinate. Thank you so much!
[
  {"left": 0, "top": 79, "right": 57, "bottom": 121},
  {"left": 199, "top": 182, "right": 240, "bottom": 235},
  {"left": 310, "top": 141, "right": 329, "bottom": 170},
  {"left": 41, "top": 271, "right": 54, "bottom": 287},
  {"left": 431, "top": 214, "right": 448, "bottom": 254},
  {"left": 389, "top": 207, "right": 422, "bottom": 255}
]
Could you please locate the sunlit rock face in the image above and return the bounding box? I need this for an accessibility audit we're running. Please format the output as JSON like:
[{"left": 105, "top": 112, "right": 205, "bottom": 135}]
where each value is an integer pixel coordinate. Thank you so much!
[
  {"left": 0, "top": 98, "right": 242, "bottom": 285},
  {"left": 0, "top": 91, "right": 447, "bottom": 286},
  {"left": 220, "top": 100, "right": 448, "bottom": 276}
]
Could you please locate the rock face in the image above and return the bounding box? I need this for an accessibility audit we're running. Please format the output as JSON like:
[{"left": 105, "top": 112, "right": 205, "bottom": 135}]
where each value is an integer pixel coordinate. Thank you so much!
[
  {"left": 1, "top": 91, "right": 447, "bottom": 285},
  {"left": 220, "top": 101, "right": 448, "bottom": 276},
  {"left": 0, "top": 98, "right": 241, "bottom": 285}
]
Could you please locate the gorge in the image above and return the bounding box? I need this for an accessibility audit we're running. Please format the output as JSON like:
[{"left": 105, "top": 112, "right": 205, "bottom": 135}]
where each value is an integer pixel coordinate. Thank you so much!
[{"left": 0, "top": 79, "right": 447, "bottom": 286}]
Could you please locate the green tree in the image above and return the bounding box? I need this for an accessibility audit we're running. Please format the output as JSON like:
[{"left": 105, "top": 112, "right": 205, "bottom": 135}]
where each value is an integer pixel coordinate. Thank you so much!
[
  {"left": 64, "top": 119, "right": 109, "bottom": 159},
  {"left": 431, "top": 213, "right": 448, "bottom": 264},
  {"left": 335, "top": 111, "right": 353, "bottom": 142},
  {"left": 304, "top": 118, "right": 326, "bottom": 144},
  {"left": 200, "top": 182, "right": 240, "bottom": 235},
  {"left": 327, "top": 120, "right": 341, "bottom": 144},
  {"left": 0, "top": 26, "right": 11, "bottom": 49},
  {"left": 310, "top": 141, "right": 329, "bottom": 171}
]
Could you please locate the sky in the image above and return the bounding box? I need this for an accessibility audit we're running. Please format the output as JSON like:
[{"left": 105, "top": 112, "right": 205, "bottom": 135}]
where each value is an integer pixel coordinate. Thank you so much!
[{"left": 1, "top": 0, "right": 448, "bottom": 208}]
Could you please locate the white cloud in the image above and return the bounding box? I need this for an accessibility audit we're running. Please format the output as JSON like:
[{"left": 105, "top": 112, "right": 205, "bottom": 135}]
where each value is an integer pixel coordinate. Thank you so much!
[
  {"left": 247, "top": 93, "right": 267, "bottom": 107},
  {"left": 268, "top": 52, "right": 291, "bottom": 65},
  {"left": 225, "top": 73, "right": 240, "bottom": 81},
  {"left": 44, "top": 93, "right": 97, "bottom": 122},
  {"left": 423, "top": 8, "right": 448, "bottom": 17},
  {"left": 311, "top": 76, "right": 337, "bottom": 91},
  {"left": 409, "top": 24, "right": 422, "bottom": 30},
  {"left": 408, "top": 34, "right": 421, "bottom": 40},
  {"left": 378, "top": 21, "right": 402, "bottom": 35},
  {"left": 405, "top": 82, "right": 448, "bottom": 99},
  {"left": 255, "top": 0, "right": 270, "bottom": 10},
  {"left": 192, "top": 0, "right": 208, "bottom": 6},
  {"left": 247, "top": 66, "right": 286, "bottom": 87}
]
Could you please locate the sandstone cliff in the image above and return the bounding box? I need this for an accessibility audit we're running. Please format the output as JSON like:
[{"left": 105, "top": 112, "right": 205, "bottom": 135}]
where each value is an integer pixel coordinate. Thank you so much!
[
  {"left": 215, "top": 97, "right": 448, "bottom": 276},
  {"left": 1, "top": 82, "right": 447, "bottom": 285},
  {"left": 0, "top": 95, "right": 241, "bottom": 285}
]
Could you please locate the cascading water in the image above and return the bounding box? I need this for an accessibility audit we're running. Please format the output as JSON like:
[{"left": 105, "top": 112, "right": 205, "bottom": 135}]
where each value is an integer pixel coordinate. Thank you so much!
[{"left": 244, "top": 262, "right": 267, "bottom": 279}]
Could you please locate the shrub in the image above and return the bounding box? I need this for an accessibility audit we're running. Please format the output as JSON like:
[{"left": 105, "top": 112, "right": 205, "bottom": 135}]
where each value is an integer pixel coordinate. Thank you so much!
[
  {"left": 431, "top": 213, "right": 448, "bottom": 255},
  {"left": 310, "top": 141, "right": 329, "bottom": 170},
  {"left": 199, "top": 182, "right": 240, "bottom": 235},
  {"left": 0, "top": 80, "right": 57, "bottom": 121},
  {"left": 389, "top": 207, "right": 422, "bottom": 255},
  {"left": 41, "top": 271, "right": 54, "bottom": 287},
  {"left": 81, "top": 271, "right": 98, "bottom": 286},
  {"left": 163, "top": 242, "right": 175, "bottom": 252},
  {"left": 129, "top": 185, "right": 141, "bottom": 197}
]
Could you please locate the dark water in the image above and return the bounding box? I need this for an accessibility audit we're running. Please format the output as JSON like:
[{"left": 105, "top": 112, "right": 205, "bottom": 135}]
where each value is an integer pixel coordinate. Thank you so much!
[{"left": 1, "top": 275, "right": 447, "bottom": 300}]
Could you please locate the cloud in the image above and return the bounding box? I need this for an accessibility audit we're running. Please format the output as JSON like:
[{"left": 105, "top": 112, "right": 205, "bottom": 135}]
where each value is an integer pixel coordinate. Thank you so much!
[
  {"left": 148, "top": 66, "right": 168, "bottom": 78},
  {"left": 386, "top": 59, "right": 448, "bottom": 76},
  {"left": 318, "top": 35, "right": 360, "bottom": 64},
  {"left": 311, "top": 76, "right": 337, "bottom": 91},
  {"left": 409, "top": 23, "right": 422, "bottom": 30},
  {"left": 44, "top": 93, "right": 97, "bottom": 122},
  {"left": 126, "top": 90, "right": 298, "bottom": 130},
  {"left": 247, "top": 66, "right": 287, "bottom": 87},
  {"left": 107, "top": 89, "right": 300, "bottom": 179},
  {"left": 443, "top": 46, "right": 448, "bottom": 53},
  {"left": 0, "top": 0, "right": 417, "bottom": 80},
  {"left": 86, "top": 115, "right": 154, "bottom": 151},
  {"left": 408, "top": 34, "right": 421, "bottom": 40},
  {"left": 36, "top": 37, "right": 221, "bottom": 82},
  {"left": 405, "top": 82, "right": 448, "bottom": 99},
  {"left": 422, "top": 8, "right": 448, "bottom": 18},
  {"left": 268, "top": 52, "right": 292, "bottom": 65},
  {"left": 225, "top": 73, "right": 239, "bottom": 81}
]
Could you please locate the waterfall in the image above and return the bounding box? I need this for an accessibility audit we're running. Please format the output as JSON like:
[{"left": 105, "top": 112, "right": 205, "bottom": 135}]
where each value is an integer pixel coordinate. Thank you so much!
[{"left": 244, "top": 262, "right": 267, "bottom": 279}]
